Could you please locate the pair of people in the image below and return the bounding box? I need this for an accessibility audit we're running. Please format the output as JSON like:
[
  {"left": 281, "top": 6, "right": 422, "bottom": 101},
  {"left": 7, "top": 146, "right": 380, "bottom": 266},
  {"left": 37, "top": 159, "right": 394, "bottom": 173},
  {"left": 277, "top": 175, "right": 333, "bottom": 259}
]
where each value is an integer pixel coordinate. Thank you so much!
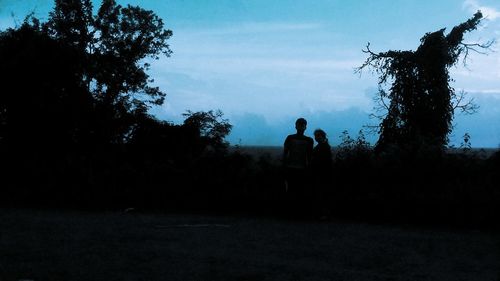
[{"left": 283, "top": 118, "right": 332, "bottom": 217}]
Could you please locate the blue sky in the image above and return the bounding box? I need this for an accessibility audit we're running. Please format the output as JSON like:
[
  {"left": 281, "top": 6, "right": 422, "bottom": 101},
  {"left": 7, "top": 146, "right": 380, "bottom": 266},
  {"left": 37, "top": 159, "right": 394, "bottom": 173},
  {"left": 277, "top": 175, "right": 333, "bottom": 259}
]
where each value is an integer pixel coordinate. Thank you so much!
[{"left": 1, "top": 0, "right": 500, "bottom": 147}]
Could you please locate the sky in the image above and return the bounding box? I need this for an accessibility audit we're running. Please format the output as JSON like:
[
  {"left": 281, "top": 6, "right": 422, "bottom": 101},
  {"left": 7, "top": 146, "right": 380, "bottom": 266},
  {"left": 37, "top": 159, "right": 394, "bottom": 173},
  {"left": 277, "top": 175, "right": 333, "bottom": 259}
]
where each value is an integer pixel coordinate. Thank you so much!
[{"left": 1, "top": 0, "right": 500, "bottom": 147}]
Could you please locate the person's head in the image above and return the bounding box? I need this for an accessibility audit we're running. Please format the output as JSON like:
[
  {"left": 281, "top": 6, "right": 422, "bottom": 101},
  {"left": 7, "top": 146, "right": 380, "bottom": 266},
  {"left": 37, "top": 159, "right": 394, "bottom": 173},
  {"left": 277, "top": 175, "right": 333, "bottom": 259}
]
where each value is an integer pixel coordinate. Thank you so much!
[
  {"left": 314, "top": 129, "right": 328, "bottom": 144},
  {"left": 295, "top": 118, "right": 307, "bottom": 134}
]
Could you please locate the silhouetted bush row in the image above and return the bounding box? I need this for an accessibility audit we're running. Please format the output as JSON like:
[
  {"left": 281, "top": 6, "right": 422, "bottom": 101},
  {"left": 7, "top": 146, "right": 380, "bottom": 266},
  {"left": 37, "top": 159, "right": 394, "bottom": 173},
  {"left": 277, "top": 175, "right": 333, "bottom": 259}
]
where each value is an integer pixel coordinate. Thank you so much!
[{"left": 1, "top": 141, "right": 499, "bottom": 228}]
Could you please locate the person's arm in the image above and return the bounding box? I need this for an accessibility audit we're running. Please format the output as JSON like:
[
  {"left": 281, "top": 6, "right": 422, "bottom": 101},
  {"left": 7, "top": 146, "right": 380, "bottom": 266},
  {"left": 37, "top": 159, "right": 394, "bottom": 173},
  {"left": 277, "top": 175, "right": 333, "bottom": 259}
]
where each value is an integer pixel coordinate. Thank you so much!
[
  {"left": 283, "top": 136, "right": 290, "bottom": 165},
  {"left": 306, "top": 138, "right": 314, "bottom": 167}
]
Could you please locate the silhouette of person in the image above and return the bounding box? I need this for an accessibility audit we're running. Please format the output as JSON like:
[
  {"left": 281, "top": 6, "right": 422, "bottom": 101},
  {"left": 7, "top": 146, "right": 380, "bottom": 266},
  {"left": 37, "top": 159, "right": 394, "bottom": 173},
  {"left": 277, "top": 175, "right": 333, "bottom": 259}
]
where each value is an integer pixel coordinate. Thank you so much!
[
  {"left": 283, "top": 118, "right": 314, "bottom": 211},
  {"left": 311, "top": 129, "right": 333, "bottom": 219}
]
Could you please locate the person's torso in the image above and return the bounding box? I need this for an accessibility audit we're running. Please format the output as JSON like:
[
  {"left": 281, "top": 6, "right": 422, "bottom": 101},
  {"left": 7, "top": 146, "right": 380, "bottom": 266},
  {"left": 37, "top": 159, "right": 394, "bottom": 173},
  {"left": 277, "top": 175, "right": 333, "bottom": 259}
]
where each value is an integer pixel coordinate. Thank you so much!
[
  {"left": 286, "top": 134, "right": 313, "bottom": 169},
  {"left": 312, "top": 143, "right": 332, "bottom": 169}
]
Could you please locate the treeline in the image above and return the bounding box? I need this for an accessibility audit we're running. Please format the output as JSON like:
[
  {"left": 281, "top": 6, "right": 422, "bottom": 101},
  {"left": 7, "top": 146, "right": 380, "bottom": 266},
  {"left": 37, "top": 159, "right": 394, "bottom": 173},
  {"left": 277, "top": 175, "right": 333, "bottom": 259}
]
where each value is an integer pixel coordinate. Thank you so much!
[
  {"left": 0, "top": 2, "right": 499, "bottom": 228},
  {"left": 0, "top": 1, "right": 234, "bottom": 209}
]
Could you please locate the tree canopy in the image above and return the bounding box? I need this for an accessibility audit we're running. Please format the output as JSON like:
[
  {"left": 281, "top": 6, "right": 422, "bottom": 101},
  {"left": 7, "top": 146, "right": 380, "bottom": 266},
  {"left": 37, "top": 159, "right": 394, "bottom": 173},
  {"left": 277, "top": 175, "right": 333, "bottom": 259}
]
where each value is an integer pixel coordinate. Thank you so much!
[{"left": 0, "top": 0, "right": 173, "bottom": 145}]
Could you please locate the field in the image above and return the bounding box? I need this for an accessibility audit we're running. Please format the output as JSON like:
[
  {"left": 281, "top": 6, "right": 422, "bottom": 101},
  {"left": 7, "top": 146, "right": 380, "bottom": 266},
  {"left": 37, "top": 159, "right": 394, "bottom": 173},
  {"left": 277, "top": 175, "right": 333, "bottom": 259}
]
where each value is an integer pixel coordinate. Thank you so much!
[{"left": 1, "top": 209, "right": 499, "bottom": 281}]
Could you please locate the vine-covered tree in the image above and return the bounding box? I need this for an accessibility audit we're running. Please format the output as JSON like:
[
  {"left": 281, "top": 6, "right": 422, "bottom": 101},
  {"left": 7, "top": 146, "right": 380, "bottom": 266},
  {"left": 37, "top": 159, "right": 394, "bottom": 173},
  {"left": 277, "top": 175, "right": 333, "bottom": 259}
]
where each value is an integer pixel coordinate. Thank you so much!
[{"left": 358, "top": 11, "right": 492, "bottom": 154}]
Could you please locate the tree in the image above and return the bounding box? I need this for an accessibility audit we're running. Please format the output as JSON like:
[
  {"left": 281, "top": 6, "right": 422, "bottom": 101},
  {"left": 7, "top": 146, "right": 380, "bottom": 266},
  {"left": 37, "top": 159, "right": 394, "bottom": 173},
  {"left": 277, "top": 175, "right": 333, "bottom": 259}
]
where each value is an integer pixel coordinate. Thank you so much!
[
  {"left": 182, "top": 110, "right": 233, "bottom": 154},
  {"left": 90, "top": 0, "right": 172, "bottom": 108},
  {"left": 0, "top": 0, "right": 173, "bottom": 145},
  {"left": 45, "top": 0, "right": 94, "bottom": 50},
  {"left": 0, "top": 20, "right": 94, "bottom": 146},
  {"left": 45, "top": 0, "right": 173, "bottom": 143},
  {"left": 357, "top": 12, "right": 493, "bottom": 154}
]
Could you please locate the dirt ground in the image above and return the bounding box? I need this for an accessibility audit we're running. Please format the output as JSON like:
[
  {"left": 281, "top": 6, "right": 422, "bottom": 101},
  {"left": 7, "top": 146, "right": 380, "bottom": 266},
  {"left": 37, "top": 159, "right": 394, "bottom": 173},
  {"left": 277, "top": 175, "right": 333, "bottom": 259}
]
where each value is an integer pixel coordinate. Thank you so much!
[{"left": 0, "top": 209, "right": 499, "bottom": 281}]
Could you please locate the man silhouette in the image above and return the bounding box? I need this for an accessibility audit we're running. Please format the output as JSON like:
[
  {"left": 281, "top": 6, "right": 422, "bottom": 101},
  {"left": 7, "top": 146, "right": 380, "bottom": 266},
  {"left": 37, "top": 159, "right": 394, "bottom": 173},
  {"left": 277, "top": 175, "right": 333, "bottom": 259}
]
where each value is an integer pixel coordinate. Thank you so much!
[{"left": 283, "top": 118, "right": 314, "bottom": 210}]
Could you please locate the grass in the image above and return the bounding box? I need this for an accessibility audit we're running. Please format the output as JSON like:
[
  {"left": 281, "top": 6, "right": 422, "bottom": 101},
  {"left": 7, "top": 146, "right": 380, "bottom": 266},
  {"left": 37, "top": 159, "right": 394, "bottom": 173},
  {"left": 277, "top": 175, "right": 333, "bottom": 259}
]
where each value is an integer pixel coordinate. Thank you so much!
[{"left": 0, "top": 209, "right": 499, "bottom": 281}]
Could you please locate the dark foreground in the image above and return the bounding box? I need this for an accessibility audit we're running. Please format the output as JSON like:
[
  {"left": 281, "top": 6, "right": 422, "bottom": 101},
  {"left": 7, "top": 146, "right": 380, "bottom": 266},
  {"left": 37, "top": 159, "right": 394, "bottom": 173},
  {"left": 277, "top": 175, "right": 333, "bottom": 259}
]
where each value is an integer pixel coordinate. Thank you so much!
[{"left": 0, "top": 209, "right": 499, "bottom": 281}]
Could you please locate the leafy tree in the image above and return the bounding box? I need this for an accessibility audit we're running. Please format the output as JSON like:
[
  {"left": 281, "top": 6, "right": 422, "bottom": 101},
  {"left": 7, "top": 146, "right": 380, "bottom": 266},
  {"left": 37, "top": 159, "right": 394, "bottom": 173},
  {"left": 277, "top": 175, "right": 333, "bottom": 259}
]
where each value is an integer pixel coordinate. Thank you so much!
[
  {"left": 182, "top": 110, "right": 233, "bottom": 154},
  {"left": 45, "top": 0, "right": 172, "bottom": 106},
  {"left": 45, "top": 0, "right": 173, "bottom": 143},
  {"left": 45, "top": 0, "right": 94, "bottom": 50},
  {"left": 0, "top": 20, "right": 94, "bottom": 146},
  {"left": 0, "top": 0, "right": 173, "bottom": 144},
  {"left": 357, "top": 12, "right": 492, "bottom": 154},
  {"left": 90, "top": 0, "right": 172, "bottom": 107},
  {"left": 0, "top": 1, "right": 238, "bottom": 207},
  {"left": 336, "top": 130, "right": 371, "bottom": 162}
]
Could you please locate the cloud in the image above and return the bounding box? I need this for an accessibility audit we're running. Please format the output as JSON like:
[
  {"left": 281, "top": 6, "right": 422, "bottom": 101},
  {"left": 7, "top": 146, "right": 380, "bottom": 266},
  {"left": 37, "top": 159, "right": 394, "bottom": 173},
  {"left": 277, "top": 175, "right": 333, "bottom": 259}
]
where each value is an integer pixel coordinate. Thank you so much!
[
  {"left": 160, "top": 57, "right": 361, "bottom": 78},
  {"left": 463, "top": 0, "right": 500, "bottom": 20},
  {"left": 150, "top": 5, "right": 500, "bottom": 148},
  {"left": 192, "top": 22, "right": 324, "bottom": 36},
  {"left": 169, "top": 22, "right": 326, "bottom": 47},
  {"left": 458, "top": 88, "right": 500, "bottom": 95},
  {"left": 226, "top": 108, "right": 377, "bottom": 146},
  {"left": 224, "top": 96, "right": 500, "bottom": 148}
]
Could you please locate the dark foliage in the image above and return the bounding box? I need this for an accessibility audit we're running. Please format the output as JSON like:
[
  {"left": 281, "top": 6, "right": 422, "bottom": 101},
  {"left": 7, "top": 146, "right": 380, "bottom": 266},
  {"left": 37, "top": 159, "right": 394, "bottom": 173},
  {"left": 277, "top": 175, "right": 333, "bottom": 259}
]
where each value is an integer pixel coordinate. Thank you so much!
[
  {"left": 1, "top": 0, "right": 172, "bottom": 145},
  {"left": 0, "top": 22, "right": 93, "bottom": 147},
  {"left": 0, "top": 1, "right": 233, "bottom": 210},
  {"left": 358, "top": 12, "right": 492, "bottom": 154}
]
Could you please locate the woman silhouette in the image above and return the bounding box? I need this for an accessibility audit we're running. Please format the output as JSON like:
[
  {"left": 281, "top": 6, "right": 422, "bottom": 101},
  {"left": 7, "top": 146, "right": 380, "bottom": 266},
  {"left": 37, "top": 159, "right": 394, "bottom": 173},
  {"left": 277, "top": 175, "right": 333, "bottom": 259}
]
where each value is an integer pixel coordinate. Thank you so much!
[{"left": 312, "top": 129, "right": 333, "bottom": 219}]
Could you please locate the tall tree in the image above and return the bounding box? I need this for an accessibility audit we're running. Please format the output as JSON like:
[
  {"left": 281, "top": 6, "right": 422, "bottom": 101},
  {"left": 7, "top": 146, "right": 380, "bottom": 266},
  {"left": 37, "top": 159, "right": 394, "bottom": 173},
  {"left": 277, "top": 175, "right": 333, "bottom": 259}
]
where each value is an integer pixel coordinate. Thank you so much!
[
  {"left": 358, "top": 12, "right": 492, "bottom": 154},
  {"left": 0, "top": 20, "right": 94, "bottom": 146},
  {"left": 91, "top": 0, "right": 172, "bottom": 109},
  {"left": 45, "top": 0, "right": 173, "bottom": 143},
  {"left": 0, "top": 0, "right": 173, "bottom": 145}
]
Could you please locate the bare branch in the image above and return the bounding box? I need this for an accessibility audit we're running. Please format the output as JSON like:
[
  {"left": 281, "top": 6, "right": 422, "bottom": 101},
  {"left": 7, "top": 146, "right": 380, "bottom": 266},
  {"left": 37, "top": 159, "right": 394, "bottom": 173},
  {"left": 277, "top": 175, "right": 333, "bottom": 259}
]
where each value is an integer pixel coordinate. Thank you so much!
[
  {"left": 355, "top": 42, "right": 393, "bottom": 77},
  {"left": 362, "top": 123, "right": 381, "bottom": 135},
  {"left": 452, "top": 90, "right": 480, "bottom": 115},
  {"left": 460, "top": 39, "right": 495, "bottom": 66}
]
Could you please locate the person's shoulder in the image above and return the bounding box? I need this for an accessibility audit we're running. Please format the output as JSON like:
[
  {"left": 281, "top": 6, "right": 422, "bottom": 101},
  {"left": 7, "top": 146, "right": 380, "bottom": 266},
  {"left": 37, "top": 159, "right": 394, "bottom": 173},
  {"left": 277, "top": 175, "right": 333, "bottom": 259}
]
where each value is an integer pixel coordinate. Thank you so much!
[
  {"left": 286, "top": 133, "right": 300, "bottom": 140},
  {"left": 294, "top": 134, "right": 313, "bottom": 142},
  {"left": 287, "top": 134, "right": 313, "bottom": 142},
  {"left": 284, "top": 134, "right": 295, "bottom": 145}
]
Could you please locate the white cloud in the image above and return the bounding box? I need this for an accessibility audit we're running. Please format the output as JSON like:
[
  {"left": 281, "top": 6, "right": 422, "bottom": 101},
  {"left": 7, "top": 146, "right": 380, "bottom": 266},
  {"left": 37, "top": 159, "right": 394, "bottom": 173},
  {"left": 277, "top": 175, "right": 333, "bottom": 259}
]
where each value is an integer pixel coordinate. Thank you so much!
[
  {"left": 457, "top": 88, "right": 500, "bottom": 95},
  {"left": 177, "top": 22, "right": 323, "bottom": 37},
  {"left": 161, "top": 57, "right": 360, "bottom": 76},
  {"left": 225, "top": 22, "right": 323, "bottom": 34},
  {"left": 463, "top": 0, "right": 500, "bottom": 20},
  {"left": 451, "top": 46, "right": 500, "bottom": 91}
]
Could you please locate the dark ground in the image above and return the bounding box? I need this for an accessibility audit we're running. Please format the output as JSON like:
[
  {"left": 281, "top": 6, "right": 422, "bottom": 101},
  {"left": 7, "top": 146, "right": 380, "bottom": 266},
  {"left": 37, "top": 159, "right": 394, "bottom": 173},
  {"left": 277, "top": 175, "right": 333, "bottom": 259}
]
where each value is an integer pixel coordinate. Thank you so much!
[{"left": 0, "top": 209, "right": 499, "bottom": 281}]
